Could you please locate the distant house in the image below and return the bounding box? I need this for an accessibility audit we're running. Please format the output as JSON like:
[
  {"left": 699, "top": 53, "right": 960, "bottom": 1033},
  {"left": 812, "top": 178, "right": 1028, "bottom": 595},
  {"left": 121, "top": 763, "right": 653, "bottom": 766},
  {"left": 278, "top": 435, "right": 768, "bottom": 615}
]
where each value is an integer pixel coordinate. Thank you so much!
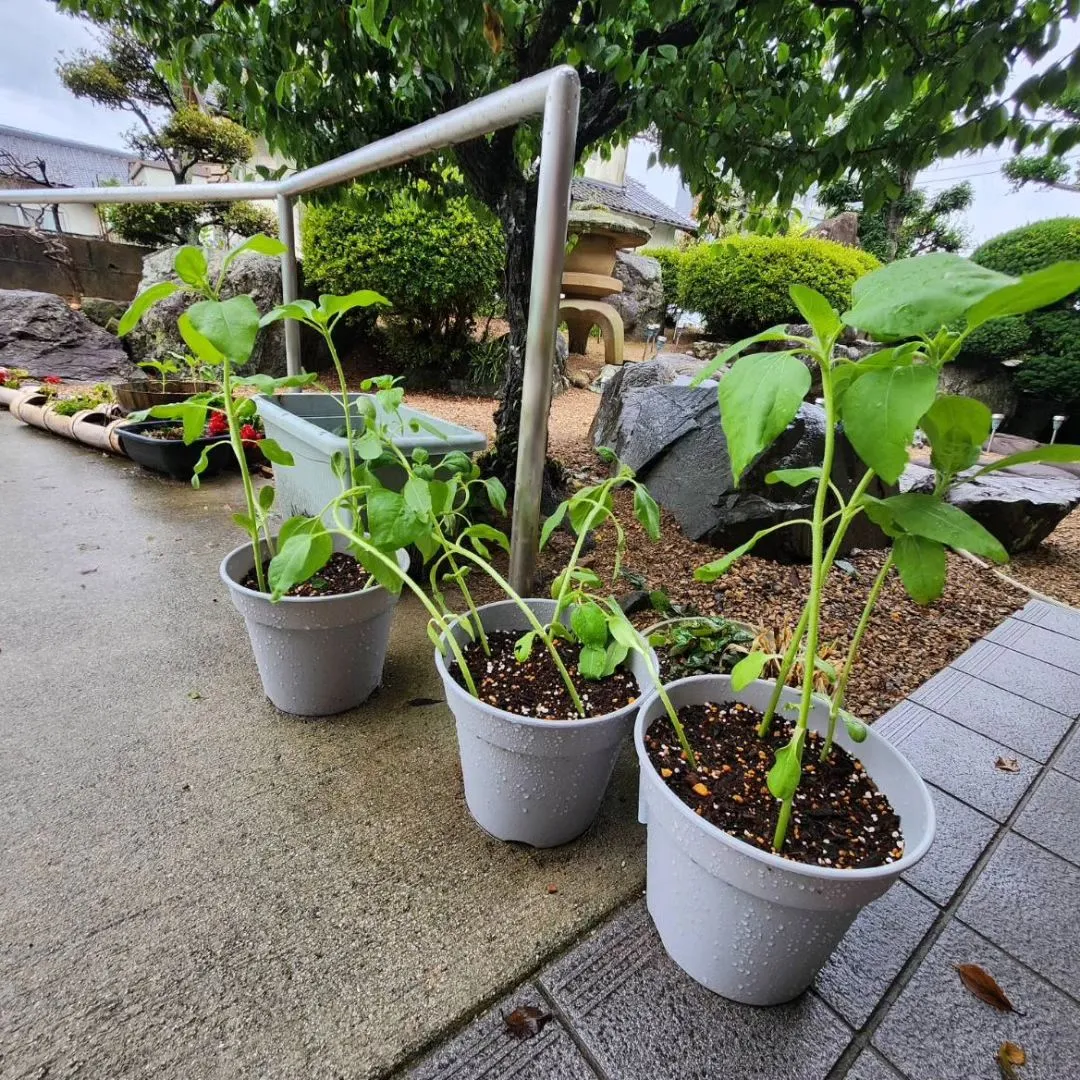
[
  {"left": 0, "top": 125, "right": 261, "bottom": 241},
  {"left": 575, "top": 141, "right": 697, "bottom": 247}
]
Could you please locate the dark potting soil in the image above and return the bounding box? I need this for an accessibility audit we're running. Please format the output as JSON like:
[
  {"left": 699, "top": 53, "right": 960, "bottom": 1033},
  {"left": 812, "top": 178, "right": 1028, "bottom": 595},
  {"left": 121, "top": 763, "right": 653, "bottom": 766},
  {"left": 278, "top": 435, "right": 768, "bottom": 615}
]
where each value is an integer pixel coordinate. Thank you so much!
[
  {"left": 451, "top": 630, "right": 639, "bottom": 721},
  {"left": 241, "top": 552, "right": 371, "bottom": 597},
  {"left": 644, "top": 701, "right": 903, "bottom": 869},
  {"left": 142, "top": 425, "right": 187, "bottom": 440}
]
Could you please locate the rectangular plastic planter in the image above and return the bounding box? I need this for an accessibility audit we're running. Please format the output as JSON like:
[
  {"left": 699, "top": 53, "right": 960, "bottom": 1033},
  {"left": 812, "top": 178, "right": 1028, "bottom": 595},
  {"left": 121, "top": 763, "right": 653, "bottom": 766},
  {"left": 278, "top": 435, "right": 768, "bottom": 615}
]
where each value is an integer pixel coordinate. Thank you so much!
[{"left": 255, "top": 393, "right": 487, "bottom": 520}]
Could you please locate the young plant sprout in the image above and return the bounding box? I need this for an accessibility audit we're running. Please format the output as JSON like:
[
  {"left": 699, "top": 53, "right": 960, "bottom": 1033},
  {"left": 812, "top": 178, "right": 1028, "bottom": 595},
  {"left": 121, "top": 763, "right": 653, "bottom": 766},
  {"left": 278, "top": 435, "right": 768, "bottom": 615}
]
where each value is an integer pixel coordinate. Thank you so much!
[
  {"left": 136, "top": 357, "right": 181, "bottom": 390},
  {"left": 689, "top": 253, "right": 1080, "bottom": 854}
]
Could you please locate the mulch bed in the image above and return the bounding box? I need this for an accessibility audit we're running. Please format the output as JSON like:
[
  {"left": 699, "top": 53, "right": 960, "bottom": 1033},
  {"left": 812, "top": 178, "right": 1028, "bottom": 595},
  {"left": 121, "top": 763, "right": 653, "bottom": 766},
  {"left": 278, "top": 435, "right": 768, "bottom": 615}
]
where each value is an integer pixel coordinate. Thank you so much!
[
  {"left": 644, "top": 700, "right": 903, "bottom": 869},
  {"left": 1008, "top": 507, "right": 1080, "bottom": 608},
  {"left": 451, "top": 629, "right": 640, "bottom": 720},
  {"left": 241, "top": 552, "right": 370, "bottom": 596}
]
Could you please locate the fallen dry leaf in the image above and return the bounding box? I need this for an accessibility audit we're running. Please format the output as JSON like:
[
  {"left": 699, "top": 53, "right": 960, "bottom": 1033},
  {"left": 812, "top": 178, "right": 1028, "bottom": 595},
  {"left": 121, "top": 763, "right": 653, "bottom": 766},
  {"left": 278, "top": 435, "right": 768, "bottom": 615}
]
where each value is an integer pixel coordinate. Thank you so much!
[
  {"left": 956, "top": 963, "right": 1016, "bottom": 1012},
  {"left": 504, "top": 1005, "right": 552, "bottom": 1040},
  {"left": 546, "top": 884, "right": 558, "bottom": 895},
  {"left": 997, "top": 1041, "right": 1026, "bottom": 1079},
  {"left": 995, "top": 757, "right": 1021, "bottom": 773}
]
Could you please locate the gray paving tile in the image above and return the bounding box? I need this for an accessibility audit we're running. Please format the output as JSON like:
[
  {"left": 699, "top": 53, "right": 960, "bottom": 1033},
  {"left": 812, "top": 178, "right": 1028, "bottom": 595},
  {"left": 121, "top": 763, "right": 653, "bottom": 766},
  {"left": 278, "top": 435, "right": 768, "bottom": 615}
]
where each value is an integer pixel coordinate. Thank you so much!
[
  {"left": 845, "top": 1049, "right": 904, "bottom": 1080},
  {"left": 874, "top": 920, "right": 1080, "bottom": 1080},
  {"left": 987, "top": 618, "right": 1080, "bottom": 675},
  {"left": 1055, "top": 728, "right": 1080, "bottom": 781},
  {"left": 875, "top": 702, "right": 1038, "bottom": 822},
  {"left": 951, "top": 639, "right": 1080, "bottom": 714},
  {"left": 815, "top": 883, "right": 938, "bottom": 1027},
  {"left": 909, "top": 667, "right": 1071, "bottom": 762},
  {"left": 406, "top": 982, "right": 598, "bottom": 1080},
  {"left": 1015, "top": 769, "right": 1080, "bottom": 867},
  {"left": 539, "top": 900, "right": 852, "bottom": 1080},
  {"left": 957, "top": 832, "right": 1080, "bottom": 997},
  {"left": 1013, "top": 598, "right": 1080, "bottom": 642},
  {"left": 901, "top": 784, "right": 998, "bottom": 906}
]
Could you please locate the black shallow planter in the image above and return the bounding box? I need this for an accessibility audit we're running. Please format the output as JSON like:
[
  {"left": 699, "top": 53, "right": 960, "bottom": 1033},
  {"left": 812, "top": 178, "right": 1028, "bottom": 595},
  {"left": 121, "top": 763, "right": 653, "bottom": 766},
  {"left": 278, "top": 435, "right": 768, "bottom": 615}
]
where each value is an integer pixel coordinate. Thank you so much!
[{"left": 116, "top": 421, "right": 234, "bottom": 480}]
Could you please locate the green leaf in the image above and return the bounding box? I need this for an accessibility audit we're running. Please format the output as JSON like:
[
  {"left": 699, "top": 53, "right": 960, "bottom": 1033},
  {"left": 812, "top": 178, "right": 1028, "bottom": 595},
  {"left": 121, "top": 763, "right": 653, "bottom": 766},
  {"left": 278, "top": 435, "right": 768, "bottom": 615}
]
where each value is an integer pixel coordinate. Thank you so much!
[
  {"left": 966, "top": 262, "right": 1080, "bottom": 328},
  {"left": 789, "top": 284, "right": 841, "bottom": 343},
  {"left": 602, "top": 639, "right": 629, "bottom": 677},
  {"left": 570, "top": 602, "right": 609, "bottom": 648},
  {"left": 462, "top": 523, "right": 509, "bottom": 554},
  {"left": 539, "top": 502, "right": 567, "bottom": 550},
  {"left": 118, "top": 281, "right": 179, "bottom": 336},
  {"left": 843, "top": 254, "right": 1014, "bottom": 338},
  {"left": 482, "top": 476, "right": 507, "bottom": 515},
  {"left": 514, "top": 630, "right": 537, "bottom": 663},
  {"left": 595, "top": 445, "right": 616, "bottom": 463},
  {"left": 767, "top": 730, "right": 805, "bottom": 801},
  {"left": 892, "top": 534, "right": 947, "bottom": 604},
  {"left": 174, "top": 245, "right": 208, "bottom": 289},
  {"left": 233, "top": 371, "right": 319, "bottom": 391},
  {"left": 353, "top": 430, "right": 384, "bottom": 461},
  {"left": 258, "top": 438, "right": 294, "bottom": 467},
  {"left": 222, "top": 234, "right": 287, "bottom": 279},
  {"left": 690, "top": 325, "right": 793, "bottom": 384},
  {"left": 319, "top": 290, "right": 391, "bottom": 318},
  {"left": 260, "top": 299, "right": 318, "bottom": 327},
  {"left": 766, "top": 467, "right": 822, "bottom": 487},
  {"left": 268, "top": 520, "right": 333, "bottom": 600},
  {"left": 403, "top": 474, "right": 432, "bottom": 515},
  {"left": 366, "top": 488, "right": 427, "bottom": 550},
  {"left": 731, "top": 650, "right": 768, "bottom": 691},
  {"left": 658, "top": 44, "right": 678, "bottom": 61},
  {"left": 632, "top": 484, "right": 661, "bottom": 540},
  {"left": 258, "top": 483, "right": 275, "bottom": 512},
  {"left": 353, "top": 544, "right": 403, "bottom": 594},
  {"left": 920, "top": 395, "right": 991, "bottom": 479},
  {"left": 578, "top": 644, "right": 608, "bottom": 681},
  {"left": 840, "top": 364, "right": 938, "bottom": 483},
  {"left": 972, "top": 443, "right": 1080, "bottom": 477},
  {"left": 718, "top": 351, "right": 811, "bottom": 481},
  {"left": 191, "top": 438, "right": 230, "bottom": 483},
  {"left": 842, "top": 711, "right": 868, "bottom": 743},
  {"left": 866, "top": 493, "right": 1008, "bottom": 563},
  {"left": 606, "top": 608, "right": 641, "bottom": 651},
  {"left": 186, "top": 296, "right": 261, "bottom": 366}
]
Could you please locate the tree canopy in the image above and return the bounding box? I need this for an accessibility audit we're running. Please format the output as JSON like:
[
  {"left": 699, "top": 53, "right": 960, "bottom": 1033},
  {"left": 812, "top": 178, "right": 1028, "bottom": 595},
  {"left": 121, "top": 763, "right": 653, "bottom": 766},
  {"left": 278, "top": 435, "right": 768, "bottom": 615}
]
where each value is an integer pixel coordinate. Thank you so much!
[
  {"left": 1003, "top": 86, "right": 1080, "bottom": 194},
  {"left": 58, "top": 0, "right": 1080, "bottom": 478}
]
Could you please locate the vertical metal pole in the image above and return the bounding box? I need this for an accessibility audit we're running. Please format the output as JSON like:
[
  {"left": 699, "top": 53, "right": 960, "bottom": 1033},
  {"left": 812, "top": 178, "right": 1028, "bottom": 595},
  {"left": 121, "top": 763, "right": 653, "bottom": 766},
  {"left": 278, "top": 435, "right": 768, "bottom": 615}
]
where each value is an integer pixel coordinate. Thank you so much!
[
  {"left": 508, "top": 69, "right": 580, "bottom": 594},
  {"left": 276, "top": 193, "right": 302, "bottom": 376}
]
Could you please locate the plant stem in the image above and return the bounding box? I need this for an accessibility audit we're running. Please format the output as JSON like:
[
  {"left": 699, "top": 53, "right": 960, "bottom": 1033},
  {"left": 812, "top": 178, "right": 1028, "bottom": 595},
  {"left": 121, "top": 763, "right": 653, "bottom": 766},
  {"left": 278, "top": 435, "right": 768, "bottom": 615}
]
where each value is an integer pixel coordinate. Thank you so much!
[
  {"left": 638, "top": 645, "right": 698, "bottom": 768},
  {"left": 823, "top": 552, "right": 894, "bottom": 758},
  {"left": 773, "top": 362, "right": 838, "bottom": 853},
  {"left": 758, "top": 606, "right": 809, "bottom": 737},
  {"left": 323, "top": 333, "right": 360, "bottom": 518},
  {"left": 553, "top": 487, "right": 613, "bottom": 620},
  {"left": 447, "top": 540, "right": 588, "bottom": 717}
]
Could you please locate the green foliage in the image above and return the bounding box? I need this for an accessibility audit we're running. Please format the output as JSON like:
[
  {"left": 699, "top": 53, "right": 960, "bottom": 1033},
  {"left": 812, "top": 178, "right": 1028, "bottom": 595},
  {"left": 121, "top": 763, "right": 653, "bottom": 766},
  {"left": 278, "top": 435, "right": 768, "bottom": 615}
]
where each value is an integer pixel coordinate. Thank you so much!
[
  {"left": 161, "top": 108, "right": 253, "bottom": 167},
  {"left": 1003, "top": 87, "right": 1080, "bottom": 193},
  {"left": 1014, "top": 353, "right": 1080, "bottom": 404},
  {"left": 640, "top": 245, "right": 687, "bottom": 324},
  {"left": 302, "top": 187, "right": 503, "bottom": 371},
  {"left": 957, "top": 316, "right": 1032, "bottom": 365},
  {"left": 104, "top": 197, "right": 279, "bottom": 246},
  {"left": 679, "top": 236, "right": 879, "bottom": 336},
  {"left": 973, "top": 218, "right": 1080, "bottom": 277},
  {"left": 648, "top": 616, "right": 755, "bottom": 680},
  {"left": 819, "top": 178, "right": 972, "bottom": 262},
  {"left": 49, "top": 383, "right": 114, "bottom": 416}
]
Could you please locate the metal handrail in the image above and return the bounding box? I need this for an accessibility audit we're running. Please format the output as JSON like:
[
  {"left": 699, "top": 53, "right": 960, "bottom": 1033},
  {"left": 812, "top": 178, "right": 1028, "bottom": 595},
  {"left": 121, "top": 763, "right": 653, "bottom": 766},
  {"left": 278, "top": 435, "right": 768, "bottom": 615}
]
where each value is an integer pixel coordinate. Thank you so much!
[{"left": 0, "top": 65, "right": 581, "bottom": 592}]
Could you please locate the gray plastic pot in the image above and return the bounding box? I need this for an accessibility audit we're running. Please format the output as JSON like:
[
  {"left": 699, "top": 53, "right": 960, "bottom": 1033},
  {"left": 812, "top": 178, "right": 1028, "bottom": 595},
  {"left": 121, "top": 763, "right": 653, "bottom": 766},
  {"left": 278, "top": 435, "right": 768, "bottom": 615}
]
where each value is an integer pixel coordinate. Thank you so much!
[
  {"left": 434, "top": 598, "right": 653, "bottom": 848},
  {"left": 635, "top": 674, "right": 935, "bottom": 1005},
  {"left": 221, "top": 535, "right": 409, "bottom": 716}
]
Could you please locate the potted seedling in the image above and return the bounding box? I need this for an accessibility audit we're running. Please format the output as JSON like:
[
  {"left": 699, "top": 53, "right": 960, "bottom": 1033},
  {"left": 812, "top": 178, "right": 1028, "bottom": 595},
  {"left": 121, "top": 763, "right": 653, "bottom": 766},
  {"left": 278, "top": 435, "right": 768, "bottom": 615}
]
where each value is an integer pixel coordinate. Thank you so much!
[
  {"left": 117, "top": 236, "right": 414, "bottom": 715},
  {"left": 634, "top": 252, "right": 1080, "bottom": 1005}
]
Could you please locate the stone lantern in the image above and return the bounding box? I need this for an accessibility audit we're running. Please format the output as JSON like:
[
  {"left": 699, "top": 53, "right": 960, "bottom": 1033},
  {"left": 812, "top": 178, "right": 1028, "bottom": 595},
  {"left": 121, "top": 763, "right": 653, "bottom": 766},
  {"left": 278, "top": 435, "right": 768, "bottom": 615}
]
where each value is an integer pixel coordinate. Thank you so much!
[{"left": 560, "top": 205, "right": 651, "bottom": 367}]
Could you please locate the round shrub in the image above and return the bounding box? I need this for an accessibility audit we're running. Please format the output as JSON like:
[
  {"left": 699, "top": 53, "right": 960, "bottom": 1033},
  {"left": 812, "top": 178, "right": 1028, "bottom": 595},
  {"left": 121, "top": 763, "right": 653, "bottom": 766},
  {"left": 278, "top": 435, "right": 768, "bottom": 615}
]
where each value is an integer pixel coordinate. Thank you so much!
[
  {"left": 1014, "top": 353, "right": 1080, "bottom": 404},
  {"left": 957, "top": 315, "right": 1031, "bottom": 366},
  {"left": 971, "top": 217, "right": 1080, "bottom": 276},
  {"left": 302, "top": 187, "right": 504, "bottom": 358},
  {"left": 678, "top": 236, "right": 879, "bottom": 336}
]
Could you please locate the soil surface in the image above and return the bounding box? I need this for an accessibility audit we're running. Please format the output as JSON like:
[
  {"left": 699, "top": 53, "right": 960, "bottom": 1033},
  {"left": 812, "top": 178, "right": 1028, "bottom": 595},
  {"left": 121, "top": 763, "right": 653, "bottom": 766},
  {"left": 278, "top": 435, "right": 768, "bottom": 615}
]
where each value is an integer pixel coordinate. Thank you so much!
[
  {"left": 241, "top": 552, "right": 371, "bottom": 597},
  {"left": 644, "top": 700, "right": 903, "bottom": 869},
  {"left": 141, "top": 424, "right": 187, "bottom": 440},
  {"left": 451, "top": 629, "right": 639, "bottom": 721},
  {"left": 1009, "top": 506, "right": 1080, "bottom": 607}
]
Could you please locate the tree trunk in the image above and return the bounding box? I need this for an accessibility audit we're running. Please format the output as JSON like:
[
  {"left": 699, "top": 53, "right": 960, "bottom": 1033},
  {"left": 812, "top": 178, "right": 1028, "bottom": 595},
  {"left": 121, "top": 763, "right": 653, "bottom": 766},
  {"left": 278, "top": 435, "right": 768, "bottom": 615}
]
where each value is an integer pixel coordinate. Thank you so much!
[{"left": 883, "top": 169, "right": 915, "bottom": 261}]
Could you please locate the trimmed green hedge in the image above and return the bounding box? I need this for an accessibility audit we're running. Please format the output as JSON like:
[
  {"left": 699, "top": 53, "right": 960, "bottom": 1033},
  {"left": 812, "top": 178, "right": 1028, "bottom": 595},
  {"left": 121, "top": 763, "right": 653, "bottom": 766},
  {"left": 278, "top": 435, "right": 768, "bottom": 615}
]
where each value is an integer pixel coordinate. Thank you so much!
[
  {"left": 678, "top": 236, "right": 879, "bottom": 336},
  {"left": 971, "top": 217, "right": 1080, "bottom": 277},
  {"left": 302, "top": 187, "right": 504, "bottom": 363},
  {"left": 640, "top": 245, "right": 686, "bottom": 324},
  {"left": 1015, "top": 353, "right": 1080, "bottom": 404},
  {"left": 957, "top": 315, "right": 1032, "bottom": 366}
]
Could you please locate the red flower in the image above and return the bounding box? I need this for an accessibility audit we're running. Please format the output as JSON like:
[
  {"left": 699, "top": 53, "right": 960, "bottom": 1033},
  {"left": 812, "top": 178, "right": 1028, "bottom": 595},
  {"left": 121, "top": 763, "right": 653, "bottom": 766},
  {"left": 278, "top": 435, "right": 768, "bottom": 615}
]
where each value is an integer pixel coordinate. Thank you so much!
[
  {"left": 240, "top": 423, "right": 263, "bottom": 442},
  {"left": 0, "top": 369, "right": 7, "bottom": 385},
  {"left": 205, "top": 411, "right": 228, "bottom": 437},
  {"left": 43, "top": 375, "right": 62, "bottom": 385}
]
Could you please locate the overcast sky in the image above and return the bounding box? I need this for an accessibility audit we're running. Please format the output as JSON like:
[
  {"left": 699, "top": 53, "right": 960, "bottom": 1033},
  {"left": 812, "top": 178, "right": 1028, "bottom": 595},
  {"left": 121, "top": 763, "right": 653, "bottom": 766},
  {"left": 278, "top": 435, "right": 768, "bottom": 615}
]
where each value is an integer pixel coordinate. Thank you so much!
[{"left": 1, "top": 0, "right": 1078, "bottom": 249}]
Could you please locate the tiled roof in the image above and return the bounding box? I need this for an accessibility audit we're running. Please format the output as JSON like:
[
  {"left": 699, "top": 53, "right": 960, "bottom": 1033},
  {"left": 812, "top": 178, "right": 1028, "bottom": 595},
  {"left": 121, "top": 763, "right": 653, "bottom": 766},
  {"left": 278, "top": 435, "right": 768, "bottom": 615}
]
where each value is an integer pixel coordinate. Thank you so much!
[
  {"left": 0, "top": 126, "right": 135, "bottom": 189},
  {"left": 570, "top": 175, "right": 697, "bottom": 232}
]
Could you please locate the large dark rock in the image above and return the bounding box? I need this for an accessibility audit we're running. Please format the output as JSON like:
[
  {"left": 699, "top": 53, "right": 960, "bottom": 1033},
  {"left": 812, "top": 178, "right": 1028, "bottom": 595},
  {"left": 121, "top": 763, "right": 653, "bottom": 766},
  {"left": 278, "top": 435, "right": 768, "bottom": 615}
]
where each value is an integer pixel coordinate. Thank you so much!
[
  {"left": 589, "top": 353, "right": 710, "bottom": 431},
  {"left": 608, "top": 250, "right": 664, "bottom": 335},
  {"left": 903, "top": 464, "right": 1080, "bottom": 554},
  {"left": 808, "top": 211, "right": 860, "bottom": 248},
  {"left": 592, "top": 359, "right": 888, "bottom": 558},
  {"left": 0, "top": 289, "right": 132, "bottom": 381},
  {"left": 127, "top": 246, "right": 287, "bottom": 376}
]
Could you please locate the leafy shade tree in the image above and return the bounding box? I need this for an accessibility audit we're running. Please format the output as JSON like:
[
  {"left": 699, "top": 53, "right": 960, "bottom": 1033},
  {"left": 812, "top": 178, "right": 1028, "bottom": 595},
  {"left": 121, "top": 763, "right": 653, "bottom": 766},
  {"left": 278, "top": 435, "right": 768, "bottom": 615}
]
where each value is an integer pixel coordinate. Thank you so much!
[
  {"left": 56, "top": 23, "right": 270, "bottom": 244},
  {"left": 818, "top": 178, "right": 972, "bottom": 261},
  {"left": 1003, "top": 86, "right": 1080, "bottom": 193},
  {"left": 59, "top": 0, "right": 1079, "bottom": 486}
]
